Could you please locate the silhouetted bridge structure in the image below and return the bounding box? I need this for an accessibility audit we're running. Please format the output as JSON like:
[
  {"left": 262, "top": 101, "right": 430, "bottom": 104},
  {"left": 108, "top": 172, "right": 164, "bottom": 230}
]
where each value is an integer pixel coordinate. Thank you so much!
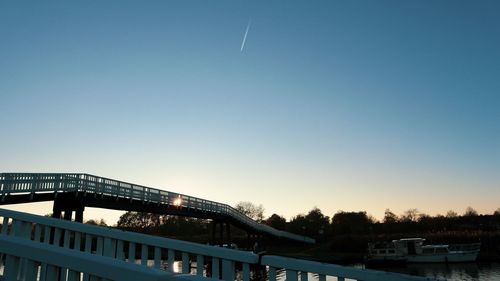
[
  {"left": 0, "top": 173, "right": 314, "bottom": 244},
  {"left": 0, "top": 173, "right": 441, "bottom": 281},
  {"left": 0, "top": 208, "right": 440, "bottom": 281}
]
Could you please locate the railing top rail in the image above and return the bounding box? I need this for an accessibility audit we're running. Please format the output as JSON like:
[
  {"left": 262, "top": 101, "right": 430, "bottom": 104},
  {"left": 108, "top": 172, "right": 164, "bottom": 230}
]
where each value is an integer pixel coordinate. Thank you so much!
[
  {"left": 0, "top": 207, "right": 259, "bottom": 263},
  {"left": 0, "top": 172, "right": 315, "bottom": 243}
]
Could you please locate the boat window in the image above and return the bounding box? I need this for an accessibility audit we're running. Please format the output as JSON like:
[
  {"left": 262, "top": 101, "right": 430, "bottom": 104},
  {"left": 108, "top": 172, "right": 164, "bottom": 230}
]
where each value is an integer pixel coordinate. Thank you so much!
[
  {"left": 388, "top": 249, "right": 395, "bottom": 254},
  {"left": 378, "top": 250, "right": 386, "bottom": 254}
]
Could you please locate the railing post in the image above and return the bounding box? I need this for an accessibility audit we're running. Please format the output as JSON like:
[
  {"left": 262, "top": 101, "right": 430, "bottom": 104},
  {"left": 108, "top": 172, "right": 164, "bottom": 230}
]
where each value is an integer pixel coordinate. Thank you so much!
[
  {"left": 103, "top": 237, "right": 116, "bottom": 257},
  {"left": 182, "top": 252, "right": 190, "bottom": 274},
  {"left": 30, "top": 174, "right": 37, "bottom": 200},
  {"left": 196, "top": 254, "right": 204, "bottom": 276},
  {"left": 4, "top": 255, "right": 21, "bottom": 281},
  {"left": 268, "top": 266, "right": 277, "bottom": 281},
  {"left": 1, "top": 217, "right": 9, "bottom": 235},
  {"left": 300, "top": 271, "right": 308, "bottom": 281},
  {"left": 128, "top": 242, "right": 136, "bottom": 263},
  {"left": 24, "top": 259, "right": 38, "bottom": 281},
  {"left": 286, "top": 270, "right": 298, "bottom": 281},
  {"left": 154, "top": 247, "right": 161, "bottom": 269},
  {"left": 116, "top": 240, "right": 124, "bottom": 260},
  {"left": 211, "top": 257, "right": 220, "bottom": 279},
  {"left": 141, "top": 244, "right": 148, "bottom": 266},
  {"left": 222, "top": 259, "right": 235, "bottom": 281},
  {"left": 242, "top": 263, "right": 250, "bottom": 281},
  {"left": 167, "top": 249, "right": 175, "bottom": 272},
  {"left": 74, "top": 232, "right": 82, "bottom": 251}
]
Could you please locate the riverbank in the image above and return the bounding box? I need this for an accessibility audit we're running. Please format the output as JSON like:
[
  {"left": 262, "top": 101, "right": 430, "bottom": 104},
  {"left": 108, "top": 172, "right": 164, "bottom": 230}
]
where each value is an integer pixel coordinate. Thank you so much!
[{"left": 265, "top": 230, "right": 500, "bottom": 264}]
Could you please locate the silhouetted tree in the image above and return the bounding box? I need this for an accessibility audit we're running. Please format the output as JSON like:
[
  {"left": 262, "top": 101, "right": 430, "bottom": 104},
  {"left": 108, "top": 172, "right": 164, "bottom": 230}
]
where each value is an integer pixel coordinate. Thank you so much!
[
  {"left": 85, "top": 218, "right": 107, "bottom": 226},
  {"left": 383, "top": 209, "right": 398, "bottom": 224},
  {"left": 235, "top": 201, "right": 265, "bottom": 222},
  {"left": 416, "top": 213, "right": 434, "bottom": 232},
  {"left": 288, "top": 208, "right": 330, "bottom": 239},
  {"left": 117, "top": 211, "right": 163, "bottom": 230},
  {"left": 160, "top": 216, "right": 208, "bottom": 236},
  {"left": 464, "top": 206, "right": 478, "bottom": 217},
  {"left": 331, "top": 211, "right": 371, "bottom": 235},
  {"left": 401, "top": 208, "right": 420, "bottom": 222},
  {"left": 446, "top": 210, "right": 458, "bottom": 218},
  {"left": 288, "top": 214, "right": 307, "bottom": 235},
  {"left": 305, "top": 208, "right": 330, "bottom": 237},
  {"left": 494, "top": 208, "right": 500, "bottom": 216},
  {"left": 264, "top": 214, "right": 287, "bottom": 230}
]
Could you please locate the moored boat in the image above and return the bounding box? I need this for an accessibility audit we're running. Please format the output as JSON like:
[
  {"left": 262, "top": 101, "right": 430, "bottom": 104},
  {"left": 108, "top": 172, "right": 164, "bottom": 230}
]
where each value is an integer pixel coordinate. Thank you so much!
[{"left": 366, "top": 238, "right": 480, "bottom": 264}]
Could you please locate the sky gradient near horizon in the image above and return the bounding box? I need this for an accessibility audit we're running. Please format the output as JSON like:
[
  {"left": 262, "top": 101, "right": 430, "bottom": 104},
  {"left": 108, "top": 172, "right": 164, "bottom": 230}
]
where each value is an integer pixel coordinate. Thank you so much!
[{"left": 1, "top": 1, "right": 499, "bottom": 224}]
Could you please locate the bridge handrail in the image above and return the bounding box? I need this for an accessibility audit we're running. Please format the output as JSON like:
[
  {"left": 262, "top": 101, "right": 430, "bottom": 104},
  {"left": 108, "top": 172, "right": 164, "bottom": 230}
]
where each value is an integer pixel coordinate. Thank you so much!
[
  {"left": 0, "top": 235, "right": 212, "bottom": 281},
  {"left": 0, "top": 207, "right": 258, "bottom": 264},
  {"left": 0, "top": 172, "right": 315, "bottom": 243},
  {"left": 261, "top": 255, "right": 442, "bottom": 281}
]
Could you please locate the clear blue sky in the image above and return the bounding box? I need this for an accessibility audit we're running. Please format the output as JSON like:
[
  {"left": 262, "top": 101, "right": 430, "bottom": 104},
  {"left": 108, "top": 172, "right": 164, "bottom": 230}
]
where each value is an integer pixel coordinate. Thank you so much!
[{"left": 1, "top": 1, "right": 499, "bottom": 223}]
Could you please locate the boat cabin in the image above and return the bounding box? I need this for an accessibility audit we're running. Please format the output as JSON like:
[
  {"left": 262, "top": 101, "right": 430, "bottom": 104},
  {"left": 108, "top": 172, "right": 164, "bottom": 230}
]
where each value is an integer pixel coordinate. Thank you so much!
[
  {"left": 367, "top": 238, "right": 480, "bottom": 263},
  {"left": 393, "top": 238, "right": 426, "bottom": 255}
]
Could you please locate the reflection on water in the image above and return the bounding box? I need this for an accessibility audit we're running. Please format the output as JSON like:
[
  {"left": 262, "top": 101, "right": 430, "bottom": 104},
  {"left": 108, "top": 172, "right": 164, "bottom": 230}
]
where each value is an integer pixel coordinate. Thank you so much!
[
  {"left": 366, "top": 262, "right": 500, "bottom": 281},
  {"left": 235, "top": 262, "right": 500, "bottom": 281}
]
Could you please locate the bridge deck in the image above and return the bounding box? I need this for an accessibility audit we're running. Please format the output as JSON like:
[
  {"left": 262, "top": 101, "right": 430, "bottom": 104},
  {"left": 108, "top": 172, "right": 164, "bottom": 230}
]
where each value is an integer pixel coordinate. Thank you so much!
[{"left": 0, "top": 173, "right": 314, "bottom": 243}]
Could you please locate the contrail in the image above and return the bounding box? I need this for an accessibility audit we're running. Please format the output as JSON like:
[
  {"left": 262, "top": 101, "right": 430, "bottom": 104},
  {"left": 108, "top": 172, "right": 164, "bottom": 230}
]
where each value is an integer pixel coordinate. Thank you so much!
[{"left": 240, "top": 19, "right": 251, "bottom": 52}]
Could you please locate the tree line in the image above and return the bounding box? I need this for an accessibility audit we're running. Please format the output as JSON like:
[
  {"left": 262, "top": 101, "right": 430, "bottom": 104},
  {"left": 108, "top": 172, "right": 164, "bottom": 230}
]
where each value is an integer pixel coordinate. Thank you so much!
[{"left": 104, "top": 202, "right": 500, "bottom": 242}]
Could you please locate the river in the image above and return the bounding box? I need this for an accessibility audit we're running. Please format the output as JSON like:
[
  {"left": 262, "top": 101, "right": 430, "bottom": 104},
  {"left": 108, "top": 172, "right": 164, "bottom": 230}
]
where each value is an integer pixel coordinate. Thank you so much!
[
  {"left": 166, "top": 260, "right": 500, "bottom": 280},
  {"left": 363, "top": 262, "right": 500, "bottom": 281}
]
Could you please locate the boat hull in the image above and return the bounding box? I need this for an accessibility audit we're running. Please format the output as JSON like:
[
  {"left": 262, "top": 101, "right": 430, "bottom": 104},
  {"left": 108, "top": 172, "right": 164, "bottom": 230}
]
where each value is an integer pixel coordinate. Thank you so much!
[
  {"left": 406, "top": 251, "right": 479, "bottom": 263},
  {"left": 366, "top": 251, "right": 479, "bottom": 264}
]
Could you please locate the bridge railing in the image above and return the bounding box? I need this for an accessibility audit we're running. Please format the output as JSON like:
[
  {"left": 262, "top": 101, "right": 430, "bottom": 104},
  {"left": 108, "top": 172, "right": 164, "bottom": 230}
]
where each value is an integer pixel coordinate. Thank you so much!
[
  {"left": 0, "top": 173, "right": 315, "bottom": 243},
  {"left": 0, "top": 173, "right": 81, "bottom": 195},
  {"left": 0, "top": 235, "right": 213, "bottom": 281},
  {"left": 0, "top": 208, "right": 442, "bottom": 281},
  {"left": 0, "top": 207, "right": 259, "bottom": 281}
]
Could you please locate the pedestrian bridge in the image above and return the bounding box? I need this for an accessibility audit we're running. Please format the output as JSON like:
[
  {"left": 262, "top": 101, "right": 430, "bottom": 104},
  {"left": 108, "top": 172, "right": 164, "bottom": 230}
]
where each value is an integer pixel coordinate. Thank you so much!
[
  {"left": 0, "top": 173, "right": 313, "bottom": 244},
  {"left": 0, "top": 208, "right": 441, "bottom": 281}
]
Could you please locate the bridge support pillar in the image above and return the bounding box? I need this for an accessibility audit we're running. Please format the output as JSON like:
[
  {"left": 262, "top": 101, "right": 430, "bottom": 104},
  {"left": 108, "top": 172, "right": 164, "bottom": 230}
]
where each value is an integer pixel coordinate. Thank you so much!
[
  {"left": 211, "top": 220, "right": 231, "bottom": 246},
  {"left": 211, "top": 221, "right": 217, "bottom": 244},
  {"left": 63, "top": 210, "right": 73, "bottom": 220},
  {"left": 75, "top": 209, "right": 84, "bottom": 223},
  {"left": 219, "top": 221, "right": 224, "bottom": 246},
  {"left": 52, "top": 194, "right": 85, "bottom": 223},
  {"left": 52, "top": 208, "right": 62, "bottom": 219}
]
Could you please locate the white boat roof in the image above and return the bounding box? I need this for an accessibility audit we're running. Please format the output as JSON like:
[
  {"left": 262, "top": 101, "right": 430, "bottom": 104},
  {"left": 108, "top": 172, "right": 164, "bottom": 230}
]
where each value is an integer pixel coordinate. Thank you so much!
[
  {"left": 395, "top": 238, "right": 426, "bottom": 242},
  {"left": 422, "top": 244, "right": 449, "bottom": 248}
]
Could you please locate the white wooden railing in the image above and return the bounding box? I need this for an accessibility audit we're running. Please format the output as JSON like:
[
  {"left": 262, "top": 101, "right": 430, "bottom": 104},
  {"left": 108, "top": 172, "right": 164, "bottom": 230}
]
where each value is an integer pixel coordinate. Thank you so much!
[
  {"left": 0, "top": 208, "right": 442, "bottom": 281},
  {"left": 0, "top": 235, "right": 213, "bottom": 281},
  {"left": 0, "top": 208, "right": 258, "bottom": 281},
  {"left": 0, "top": 173, "right": 314, "bottom": 244}
]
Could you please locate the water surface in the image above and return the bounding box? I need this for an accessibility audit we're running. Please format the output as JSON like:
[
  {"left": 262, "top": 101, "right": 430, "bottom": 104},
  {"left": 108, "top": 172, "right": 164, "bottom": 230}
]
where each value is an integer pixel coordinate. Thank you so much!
[{"left": 364, "top": 262, "right": 500, "bottom": 281}]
